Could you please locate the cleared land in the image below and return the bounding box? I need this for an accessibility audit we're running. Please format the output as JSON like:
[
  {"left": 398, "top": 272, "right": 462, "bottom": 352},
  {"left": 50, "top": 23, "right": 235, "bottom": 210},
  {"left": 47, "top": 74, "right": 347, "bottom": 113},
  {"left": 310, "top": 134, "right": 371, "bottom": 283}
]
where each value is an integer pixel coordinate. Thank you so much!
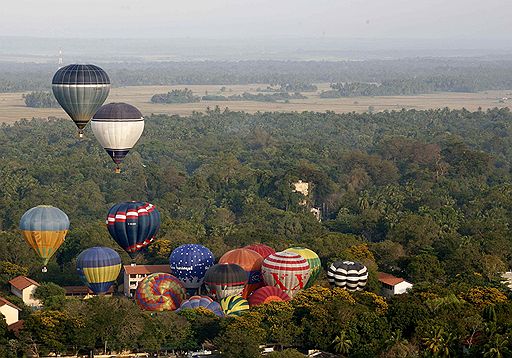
[{"left": 0, "top": 83, "right": 511, "bottom": 123}]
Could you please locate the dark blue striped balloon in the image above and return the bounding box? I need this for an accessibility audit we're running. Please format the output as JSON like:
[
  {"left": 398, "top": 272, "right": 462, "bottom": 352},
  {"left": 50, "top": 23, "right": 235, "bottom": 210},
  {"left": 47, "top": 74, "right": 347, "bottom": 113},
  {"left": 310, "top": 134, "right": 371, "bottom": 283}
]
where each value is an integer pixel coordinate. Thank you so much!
[{"left": 106, "top": 201, "right": 160, "bottom": 258}]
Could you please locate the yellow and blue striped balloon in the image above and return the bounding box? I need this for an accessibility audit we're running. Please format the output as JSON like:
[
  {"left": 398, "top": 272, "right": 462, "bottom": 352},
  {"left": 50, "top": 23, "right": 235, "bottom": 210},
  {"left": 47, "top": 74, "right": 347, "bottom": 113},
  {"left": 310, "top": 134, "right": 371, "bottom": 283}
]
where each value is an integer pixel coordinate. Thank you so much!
[
  {"left": 220, "top": 295, "right": 250, "bottom": 316},
  {"left": 19, "top": 205, "right": 69, "bottom": 268},
  {"left": 77, "top": 247, "right": 121, "bottom": 295}
]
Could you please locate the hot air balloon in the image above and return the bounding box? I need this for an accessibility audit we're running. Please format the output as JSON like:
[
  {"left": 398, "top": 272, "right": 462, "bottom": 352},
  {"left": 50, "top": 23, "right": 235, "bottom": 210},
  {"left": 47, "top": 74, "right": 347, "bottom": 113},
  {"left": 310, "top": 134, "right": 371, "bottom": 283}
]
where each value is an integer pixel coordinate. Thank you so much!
[
  {"left": 135, "top": 273, "right": 186, "bottom": 311},
  {"left": 244, "top": 243, "right": 275, "bottom": 259},
  {"left": 106, "top": 201, "right": 160, "bottom": 257},
  {"left": 19, "top": 205, "right": 69, "bottom": 272},
  {"left": 261, "top": 251, "right": 310, "bottom": 298},
  {"left": 92, "top": 103, "right": 144, "bottom": 173},
  {"left": 220, "top": 295, "right": 250, "bottom": 316},
  {"left": 204, "top": 263, "right": 248, "bottom": 300},
  {"left": 219, "top": 248, "right": 264, "bottom": 298},
  {"left": 52, "top": 64, "right": 110, "bottom": 137},
  {"left": 169, "top": 244, "right": 214, "bottom": 294},
  {"left": 327, "top": 260, "right": 368, "bottom": 291},
  {"left": 285, "top": 247, "right": 321, "bottom": 288},
  {"left": 76, "top": 247, "right": 121, "bottom": 295},
  {"left": 248, "top": 286, "right": 290, "bottom": 307},
  {"left": 178, "top": 295, "right": 224, "bottom": 317}
]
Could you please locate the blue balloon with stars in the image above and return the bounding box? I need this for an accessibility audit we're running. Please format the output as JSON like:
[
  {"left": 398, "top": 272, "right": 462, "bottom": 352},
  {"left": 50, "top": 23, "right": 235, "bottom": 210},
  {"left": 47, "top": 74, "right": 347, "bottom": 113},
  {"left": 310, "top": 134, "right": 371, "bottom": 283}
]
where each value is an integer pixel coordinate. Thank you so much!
[{"left": 169, "top": 244, "right": 215, "bottom": 291}]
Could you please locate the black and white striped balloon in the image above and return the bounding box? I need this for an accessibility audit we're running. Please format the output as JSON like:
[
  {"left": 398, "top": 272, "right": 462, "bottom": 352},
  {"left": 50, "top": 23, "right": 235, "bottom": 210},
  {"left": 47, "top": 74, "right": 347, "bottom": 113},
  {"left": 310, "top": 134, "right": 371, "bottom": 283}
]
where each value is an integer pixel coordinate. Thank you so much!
[{"left": 327, "top": 260, "right": 368, "bottom": 291}]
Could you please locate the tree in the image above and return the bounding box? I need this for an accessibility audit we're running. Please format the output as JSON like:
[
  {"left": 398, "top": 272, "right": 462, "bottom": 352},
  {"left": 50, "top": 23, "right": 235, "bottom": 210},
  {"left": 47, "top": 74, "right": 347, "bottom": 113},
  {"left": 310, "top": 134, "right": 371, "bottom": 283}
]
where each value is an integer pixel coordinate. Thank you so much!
[
  {"left": 32, "top": 282, "right": 66, "bottom": 309},
  {"left": 332, "top": 330, "right": 352, "bottom": 355},
  {"left": 215, "top": 312, "right": 266, "bottom": 358}
]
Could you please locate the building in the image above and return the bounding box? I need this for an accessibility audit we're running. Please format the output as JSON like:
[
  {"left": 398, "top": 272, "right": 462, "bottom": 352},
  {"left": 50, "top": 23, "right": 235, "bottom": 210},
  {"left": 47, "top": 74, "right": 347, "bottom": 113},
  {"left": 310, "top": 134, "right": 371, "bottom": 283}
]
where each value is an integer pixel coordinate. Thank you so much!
[
  {"left": 9, "top": 276, "right": 41, "bottom": 307},
  {"left": 501, "top": 272, "right": 512, "bottom": 289},
  {"left": 123, "top": 264, "right": 171, "bottom": 298},
  {"left": 0, "top": 296, "right": 21, "bottom": 325},
  {"left": 293, "top": 180, "right": 310, "bottom": 197},
  {"left": 378, "top": 272, "right": 413, "bottom": 298},
  {"left": 63, "top": 285, "right": 114, "bottom": 299}
]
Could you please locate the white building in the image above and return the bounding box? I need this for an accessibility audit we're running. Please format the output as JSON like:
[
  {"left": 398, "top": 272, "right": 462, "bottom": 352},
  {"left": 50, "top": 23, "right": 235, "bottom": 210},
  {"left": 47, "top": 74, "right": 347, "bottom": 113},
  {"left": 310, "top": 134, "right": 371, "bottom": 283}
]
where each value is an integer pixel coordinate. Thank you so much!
[
  {"left": 123, "top": 264, "right": 171, "bottom": 298},
  {"left": 9, "top": 276, "right": 41, "bottom": 307},
  {"left": 501, "top": 272, "right": 512, "bottom": 289},
  {"left": 378, "top": 272, "right": 413, "bottom": 298},
  {"left": 0, "top": 296, "right": 21, "bottom": 325}
]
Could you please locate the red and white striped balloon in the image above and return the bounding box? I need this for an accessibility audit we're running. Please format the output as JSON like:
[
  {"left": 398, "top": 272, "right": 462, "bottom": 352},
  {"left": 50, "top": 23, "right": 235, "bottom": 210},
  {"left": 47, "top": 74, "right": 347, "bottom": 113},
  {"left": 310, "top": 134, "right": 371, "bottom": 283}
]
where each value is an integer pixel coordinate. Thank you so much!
[{"left": 261, "top": 251, "right": 310, "bottom": 298}]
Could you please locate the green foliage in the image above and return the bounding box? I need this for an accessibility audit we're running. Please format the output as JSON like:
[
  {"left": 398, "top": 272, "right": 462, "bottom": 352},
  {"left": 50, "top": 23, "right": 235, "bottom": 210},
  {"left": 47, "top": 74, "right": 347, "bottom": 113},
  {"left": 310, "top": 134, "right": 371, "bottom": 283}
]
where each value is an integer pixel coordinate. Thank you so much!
[
  {"left": 151, "top": 88, "right": 200, "bottom": 103},
  {"left": 23, "top": 91, "right": 59, "bottom": 108},
  {"left": 32, "top": 282, "right": 66, "bottom": 309}
]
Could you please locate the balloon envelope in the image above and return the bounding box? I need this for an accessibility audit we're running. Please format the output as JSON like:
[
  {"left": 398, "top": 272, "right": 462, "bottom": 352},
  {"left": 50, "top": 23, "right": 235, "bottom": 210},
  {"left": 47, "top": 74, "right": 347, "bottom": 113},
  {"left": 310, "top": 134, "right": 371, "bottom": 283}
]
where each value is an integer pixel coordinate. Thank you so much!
[
  {"left": 107, "top": 201, "right": 160, "bottom": 257},
  {"left": 244, "top": 243, "right": 275, "bottom": 259},
  {"left": 178, "top": 295, "right": 224, "bottom": 317},
  {"left": 52, "top": 64, "right": 110, "bottom": 135},
  {"left": 219, "top": 248, "right": 264, "bottom": 298},
  {"left": 135, "top": 273, "right": 186, "bottom": 311},
  {"left": 220, "top": 295, "right": 250, "bottom": 316},
  {"left": 92, "top": 103, "right": 144, "bottom": 171},
  {"left": 19, "top": 205, "right": 69, "bottom": 266},
  {"left": 169, "top": 244, "right": 214, "bottom": 291},
  {"left": 261, "top": 251, "right": 310, "bottom": 298},
  {"left": 285, "top": 247, "right": 321, "bottom": 288},
  {"left": 248, "top": 286, "right": 290, "bottom": 307},
  {"left": 327, "top": 260, "right": 368, "bottom": 291},
  {"left": 76, "top": 247, "right": 121, "bottom": 295},
  {"left": 204, "top": 263, "right": 248, "bottom": 300}
]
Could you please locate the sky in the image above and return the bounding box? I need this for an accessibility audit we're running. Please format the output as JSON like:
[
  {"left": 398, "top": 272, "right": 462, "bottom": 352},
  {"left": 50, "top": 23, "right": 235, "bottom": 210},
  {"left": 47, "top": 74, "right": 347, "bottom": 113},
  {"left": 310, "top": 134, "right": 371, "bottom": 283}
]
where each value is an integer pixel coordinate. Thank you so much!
[{"left": 2, "top": 0, "right": 512, "bottom": 41}]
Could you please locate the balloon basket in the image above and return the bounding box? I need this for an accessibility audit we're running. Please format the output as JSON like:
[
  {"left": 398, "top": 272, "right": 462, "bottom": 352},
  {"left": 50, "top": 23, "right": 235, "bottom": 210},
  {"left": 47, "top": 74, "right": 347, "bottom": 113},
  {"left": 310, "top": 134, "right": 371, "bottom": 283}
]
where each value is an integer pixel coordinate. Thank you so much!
[
  {"left": 115, "top": 167, "right": 121, "bottom": 174},
  {"left": 78, "top": 131, "right": 84, "bottom": 139},
  {"left": 42, "top": 266, "right": 47, "bottom": 273}
]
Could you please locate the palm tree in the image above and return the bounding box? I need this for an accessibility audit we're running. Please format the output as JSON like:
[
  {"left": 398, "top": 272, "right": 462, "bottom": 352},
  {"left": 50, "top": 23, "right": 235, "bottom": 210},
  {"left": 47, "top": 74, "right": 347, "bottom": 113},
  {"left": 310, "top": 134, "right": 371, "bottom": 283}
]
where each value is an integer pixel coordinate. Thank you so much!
[
  {"left": 332, "top": 330, "right": 352, "bottom": 355},
  {"left": 422, "top": 326, "right": 453, "bottom": 357},
  {"left": 483, "top": 334, "right": 510, "bottom": 358}
]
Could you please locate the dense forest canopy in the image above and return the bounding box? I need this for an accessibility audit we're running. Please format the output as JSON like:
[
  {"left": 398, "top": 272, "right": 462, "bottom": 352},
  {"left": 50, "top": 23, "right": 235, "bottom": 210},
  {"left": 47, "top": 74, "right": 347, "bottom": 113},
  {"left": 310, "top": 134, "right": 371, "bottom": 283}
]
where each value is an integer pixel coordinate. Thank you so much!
[
  {"left": 2, "top": 107, "right": 512, "bottom": 356},
  {"left": 2, "top": 58, "right": 512, "bottom": 93}
]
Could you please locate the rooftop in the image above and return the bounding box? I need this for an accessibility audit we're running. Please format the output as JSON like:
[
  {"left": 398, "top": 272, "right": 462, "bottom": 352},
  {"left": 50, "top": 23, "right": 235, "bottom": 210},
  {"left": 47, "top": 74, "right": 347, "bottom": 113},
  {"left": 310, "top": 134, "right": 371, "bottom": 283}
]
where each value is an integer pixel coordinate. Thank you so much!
[
  {"left": 378, "top": 272, "right": 406, "bottom": 286},
  {"left": 63, "top": 286, "right": 114, "bottom": 295},
  {"left": 9, "top": 276, "right": 40, "bottom": 291},
  {"left": 0, "top": 296, "right": 21, "bottom": 311},
  {"left": 123, "top": 264, "right": 171, "bottom": 275}
]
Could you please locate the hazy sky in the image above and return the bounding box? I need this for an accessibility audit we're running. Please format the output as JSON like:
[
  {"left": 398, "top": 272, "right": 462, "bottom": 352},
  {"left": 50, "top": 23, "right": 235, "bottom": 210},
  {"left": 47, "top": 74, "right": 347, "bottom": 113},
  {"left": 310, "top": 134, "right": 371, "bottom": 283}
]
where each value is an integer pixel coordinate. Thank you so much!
[{"left": 2, "top": 0, "right": 511, "bottom": 39}]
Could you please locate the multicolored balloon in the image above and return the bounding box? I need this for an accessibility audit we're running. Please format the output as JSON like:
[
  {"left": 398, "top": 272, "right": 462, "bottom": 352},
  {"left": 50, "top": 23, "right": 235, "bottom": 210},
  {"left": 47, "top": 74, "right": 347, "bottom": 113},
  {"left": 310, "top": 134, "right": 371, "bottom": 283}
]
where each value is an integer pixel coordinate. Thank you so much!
[
  {"left": 327, "top": 260, "right": 368, "bottom": 291},
  {"left": 52, "top": 64, "right": 110, "bottom": 137},
  {"left": 219, "top": 248, "right": 264, "bottom": 298},
  {"left": 92, "top": 103, "right": 144, "bottom": 173},
  {"left": 107, "top": 201, "right": 160, "bottom": 258},
  {"left": 220, "top": 295, "right": 250, "bottom": 316},
  {"left": 178, "top": 296, "right": 224, "bottom": 317},
  {"left": 76, "top": 247, "right": 121, "bottom": 295},
  {"left": 19, "top": 205, "right": 69, "bottom": 271},
  {"left": 169, "top": 244, "right": 214, "bottom": 293},
  {"left": 244, "top": 243, "right": 275, "bottom": 259},
  {"left": 204, "top": 263, "right": 248, "bottom": 300},
  {"left": 285, "top": 247, "right": 321, "bottom": 288},
  {"left": 135, "top": 273, "right": 186, "bottom": 311},
  {"left": 248, "top": 286, "right": 290, "bottom": 307},
  {"left": 261, "top": 251, "right": 310, "bottom": 298}
]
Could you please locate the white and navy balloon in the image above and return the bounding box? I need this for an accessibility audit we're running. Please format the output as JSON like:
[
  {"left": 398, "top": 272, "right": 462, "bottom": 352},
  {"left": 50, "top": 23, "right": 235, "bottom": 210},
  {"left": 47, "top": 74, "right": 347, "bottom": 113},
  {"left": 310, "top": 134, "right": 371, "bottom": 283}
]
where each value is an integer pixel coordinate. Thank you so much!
[
  {"left": 327, "top": 260, "right": 368, "bottom": 291},
  {"left": 169, "top": 244, "right": 215, "bottom": 291}
]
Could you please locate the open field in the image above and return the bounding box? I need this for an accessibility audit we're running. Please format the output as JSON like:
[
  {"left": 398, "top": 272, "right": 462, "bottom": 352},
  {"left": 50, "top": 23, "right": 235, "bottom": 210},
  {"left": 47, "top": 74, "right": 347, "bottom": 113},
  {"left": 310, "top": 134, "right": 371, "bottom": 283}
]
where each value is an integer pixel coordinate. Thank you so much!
[{"left": 0, "top": 83, "right": 511, "bottom": 123}]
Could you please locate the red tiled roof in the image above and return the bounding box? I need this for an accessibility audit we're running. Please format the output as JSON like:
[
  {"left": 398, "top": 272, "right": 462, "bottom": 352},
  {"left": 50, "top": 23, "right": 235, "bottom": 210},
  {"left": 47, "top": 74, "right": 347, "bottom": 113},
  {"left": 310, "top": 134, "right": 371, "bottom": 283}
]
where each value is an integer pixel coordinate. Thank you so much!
[
  {"left": 0, "top": 296, "right": 21, "bottom": 311},
  {"left": 8, "top": 319, "right": 24, "bottom": 334},
  {"left": 9, "top": 276, "right": 40, "bottom": 291},
  {"left": 123, "top": 264, "right": 171, "bottom": 275},
  {"left": 63, "top": 286, "right": 114, "bottom": 295},
  {"left": 378, "top": 272, "right": 405, "bottom": 286}
]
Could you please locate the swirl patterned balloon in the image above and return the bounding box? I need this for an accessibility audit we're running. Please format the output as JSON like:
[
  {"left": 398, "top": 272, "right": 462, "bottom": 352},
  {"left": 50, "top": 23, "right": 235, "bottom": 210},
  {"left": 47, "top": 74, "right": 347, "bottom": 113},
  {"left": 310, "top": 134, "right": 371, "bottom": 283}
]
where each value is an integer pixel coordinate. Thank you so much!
[
  {"left": 169, "top": 244, "right": 215, "bottom": 292},
  {"left": 135, "top": 273, "right": 186, "bottom": 311},
  {"left": 220, "top": 295, "right": 250, "bottom": 316}
]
